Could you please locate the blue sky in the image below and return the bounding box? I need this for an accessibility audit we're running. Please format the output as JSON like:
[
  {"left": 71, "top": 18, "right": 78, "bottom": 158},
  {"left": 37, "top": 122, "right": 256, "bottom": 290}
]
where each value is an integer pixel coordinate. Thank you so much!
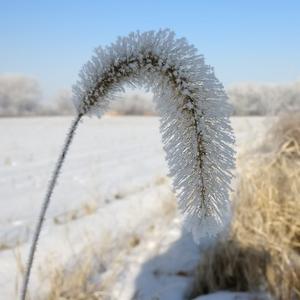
[{"left": 1, "top": 1, "right": 300, "bottom": 100}]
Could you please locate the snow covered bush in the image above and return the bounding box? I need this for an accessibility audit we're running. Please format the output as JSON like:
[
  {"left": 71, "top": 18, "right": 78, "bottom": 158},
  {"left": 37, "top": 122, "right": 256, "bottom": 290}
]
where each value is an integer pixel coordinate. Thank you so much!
[{"left": 21, "top": 29, "right": 235, "bottom": 300}]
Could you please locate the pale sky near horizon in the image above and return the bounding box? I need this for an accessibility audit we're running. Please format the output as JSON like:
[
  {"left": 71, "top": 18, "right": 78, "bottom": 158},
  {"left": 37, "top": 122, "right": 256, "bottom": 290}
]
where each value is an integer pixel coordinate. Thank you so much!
[{"left": 1, "top": 0, "right": 300, "bottom": 100}]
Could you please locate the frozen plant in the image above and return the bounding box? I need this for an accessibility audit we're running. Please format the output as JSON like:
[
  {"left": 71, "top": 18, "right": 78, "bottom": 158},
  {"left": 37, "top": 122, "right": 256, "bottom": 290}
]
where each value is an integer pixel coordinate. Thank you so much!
[{"left": 21, "top": 29, "right": 235, "bottom": 300}]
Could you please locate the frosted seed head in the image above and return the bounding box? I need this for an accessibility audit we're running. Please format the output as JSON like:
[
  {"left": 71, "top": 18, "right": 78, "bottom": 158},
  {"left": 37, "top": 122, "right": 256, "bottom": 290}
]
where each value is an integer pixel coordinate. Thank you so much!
[{"left": 72, "top": 29, "right": 235, "bottom": 243}]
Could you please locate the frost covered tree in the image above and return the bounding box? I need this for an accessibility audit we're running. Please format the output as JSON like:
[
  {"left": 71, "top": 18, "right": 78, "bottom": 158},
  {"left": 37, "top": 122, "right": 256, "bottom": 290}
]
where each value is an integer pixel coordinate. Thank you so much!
[
  {"left": 109, "top": 90, "right": 155, "bottom": 115},
  {"left": 228, "top": 81, "right": 300, "bottom": 116},
  {"left": 0, "top": 74, "right": 42, "bottom": 116},
  {"left": 21, "top": 29, "right": 235, "bottom": 300},
  {"left": 54, "top": 89, "right": 75, "bottom": 115}
]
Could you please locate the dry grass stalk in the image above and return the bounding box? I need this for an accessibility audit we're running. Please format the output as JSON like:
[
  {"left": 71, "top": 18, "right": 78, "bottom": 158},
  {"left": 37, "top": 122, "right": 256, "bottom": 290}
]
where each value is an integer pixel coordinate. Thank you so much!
[
  {"left": 192, "top": 114, "right": 300, "bottom": 300},
  {"left": 22, "top": 29, "right": 235, "bottom": 300},
  {"left": 46, "top": 233, "right": 114, "bottom": 300}
]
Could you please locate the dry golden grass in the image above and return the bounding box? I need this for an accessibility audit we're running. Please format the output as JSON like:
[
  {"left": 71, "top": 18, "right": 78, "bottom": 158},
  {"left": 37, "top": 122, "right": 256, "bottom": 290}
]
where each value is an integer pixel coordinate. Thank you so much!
[
  {"left": 46, "top": 234, "right": 114, "bottom": 300},
  {"left": 53, "top": 200, "right": 98, "bottom": 225},
  {"left": 191, "top": 114, "right": 300, "bottom": 300}
]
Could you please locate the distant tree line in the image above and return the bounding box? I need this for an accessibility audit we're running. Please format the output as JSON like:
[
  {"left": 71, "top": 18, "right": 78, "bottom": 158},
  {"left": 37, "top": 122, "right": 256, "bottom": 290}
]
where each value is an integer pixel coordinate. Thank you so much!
[
  {"left": 228, "top": 82, "right": 300, "bottom": 116},
  {"left": 0, "top": 74, "right": 300, "bottom": 117},
  {"left": 0, "top": 74, "right": 75, "bottom": 117}
]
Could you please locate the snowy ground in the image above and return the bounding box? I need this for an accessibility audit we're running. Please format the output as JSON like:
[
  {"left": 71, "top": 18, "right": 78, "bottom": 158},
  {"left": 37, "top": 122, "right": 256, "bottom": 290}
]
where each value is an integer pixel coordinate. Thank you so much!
[{"left": 0, "top": 116, "right": 269, "bottom": 300}]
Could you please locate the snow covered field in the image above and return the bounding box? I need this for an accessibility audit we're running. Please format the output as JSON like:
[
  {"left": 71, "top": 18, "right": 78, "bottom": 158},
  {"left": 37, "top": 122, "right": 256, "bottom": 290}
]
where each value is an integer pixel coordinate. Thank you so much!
[{"left": 0, "top": 116, "right": 269, "bottom": 300}]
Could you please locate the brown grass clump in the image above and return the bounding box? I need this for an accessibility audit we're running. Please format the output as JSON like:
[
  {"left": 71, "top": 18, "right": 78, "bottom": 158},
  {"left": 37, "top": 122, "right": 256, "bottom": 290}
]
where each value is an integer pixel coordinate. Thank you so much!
[
  {"left": 45, "top": 233, "right": 120, "bottom": 300},
  {"left": 191, "top": 114, "right": 300, "bottom": 300}
]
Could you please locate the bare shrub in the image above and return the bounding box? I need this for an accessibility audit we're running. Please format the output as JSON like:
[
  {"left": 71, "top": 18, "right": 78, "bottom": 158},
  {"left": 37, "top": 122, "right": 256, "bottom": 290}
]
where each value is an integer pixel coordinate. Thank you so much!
[{"left": 191, "top": 114, "right": 300, "bottom": 299}]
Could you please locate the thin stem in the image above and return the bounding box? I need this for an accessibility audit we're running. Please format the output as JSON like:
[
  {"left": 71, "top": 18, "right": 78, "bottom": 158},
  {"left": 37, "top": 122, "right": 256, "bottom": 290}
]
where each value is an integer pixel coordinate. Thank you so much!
[{"left": 20, "top": 113, "right": 83, "bottom": 300}]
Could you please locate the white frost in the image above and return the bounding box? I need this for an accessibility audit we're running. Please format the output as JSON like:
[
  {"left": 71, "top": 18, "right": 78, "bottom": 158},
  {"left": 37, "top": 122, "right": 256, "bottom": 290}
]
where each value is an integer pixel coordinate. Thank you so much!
[{"left": 73, "top": 29, "right": 235, "bottom": 242}]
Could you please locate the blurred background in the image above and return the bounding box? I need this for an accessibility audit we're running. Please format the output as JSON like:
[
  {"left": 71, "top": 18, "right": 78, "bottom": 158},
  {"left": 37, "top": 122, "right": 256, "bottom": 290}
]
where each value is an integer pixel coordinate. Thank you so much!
[
  {"left": 0, "top": 1, "right": 299, "bottom": 300},
  {"left": 1, "top": 1, "right": 300, "bottom": 117}
]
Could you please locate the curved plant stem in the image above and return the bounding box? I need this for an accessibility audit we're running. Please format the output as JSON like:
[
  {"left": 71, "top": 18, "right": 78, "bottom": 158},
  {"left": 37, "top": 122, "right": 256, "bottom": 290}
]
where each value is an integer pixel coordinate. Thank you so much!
[{"left": 21, "top": 113, "right": 83, "bottom": 300}]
